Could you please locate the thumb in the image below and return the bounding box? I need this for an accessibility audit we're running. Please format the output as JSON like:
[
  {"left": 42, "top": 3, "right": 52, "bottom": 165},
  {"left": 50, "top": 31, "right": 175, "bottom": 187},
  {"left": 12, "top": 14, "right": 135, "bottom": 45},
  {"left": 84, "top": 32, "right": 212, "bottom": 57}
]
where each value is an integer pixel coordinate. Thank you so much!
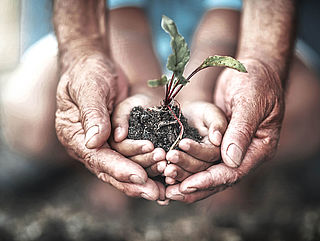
[
  {"left": 205, "top": 105, "right": 228, "bottom": 147},
  {"left": 78, "top": 87, "right": 113, "bottom": 149},
  {"left": 221, "top": 104, "right": 260, "bottom": 168},
  {"left": 112, "top": 94, "right": 150, "bottom": 142}
]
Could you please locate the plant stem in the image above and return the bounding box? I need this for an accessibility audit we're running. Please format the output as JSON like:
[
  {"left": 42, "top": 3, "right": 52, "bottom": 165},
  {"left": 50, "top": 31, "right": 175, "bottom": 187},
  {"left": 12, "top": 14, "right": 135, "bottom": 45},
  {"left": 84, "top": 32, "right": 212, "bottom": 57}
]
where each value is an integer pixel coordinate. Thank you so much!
[
  {"left": 186, "top": 66, "right": 202, "bottom": 81},
  {"left": 167, "top": 104, "right": 184, "bottom": 151},
  {"left": 167, "top": 65, "right": 205, "bottom": 102},
  {"left": 165, "top": 73, "right": 175, "bottom": 105},
  {"left": 169, "top": 84, "right": 183, "bottom": 101}
]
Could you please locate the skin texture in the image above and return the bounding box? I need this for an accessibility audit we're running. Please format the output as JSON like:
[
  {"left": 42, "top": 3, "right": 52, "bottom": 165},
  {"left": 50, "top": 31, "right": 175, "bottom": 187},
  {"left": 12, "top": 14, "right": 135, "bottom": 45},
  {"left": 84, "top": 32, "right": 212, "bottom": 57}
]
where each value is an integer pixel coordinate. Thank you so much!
[
  {"left": 166, "top": 0, "right": 296, "bottom": 203},
  {"left": 53, "top": 0, "right": 165, "bottom": 201},
  {"left": 2, "top": 0, "right": 319, "bottom": 207}
]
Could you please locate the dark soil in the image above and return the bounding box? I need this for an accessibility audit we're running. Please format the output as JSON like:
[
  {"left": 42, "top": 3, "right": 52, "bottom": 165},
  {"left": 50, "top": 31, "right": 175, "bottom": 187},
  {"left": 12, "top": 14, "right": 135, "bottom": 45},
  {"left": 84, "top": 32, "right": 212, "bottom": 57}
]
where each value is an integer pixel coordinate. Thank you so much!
[{"left": 127, "top": 105, "right": 203, "bottom": 152}]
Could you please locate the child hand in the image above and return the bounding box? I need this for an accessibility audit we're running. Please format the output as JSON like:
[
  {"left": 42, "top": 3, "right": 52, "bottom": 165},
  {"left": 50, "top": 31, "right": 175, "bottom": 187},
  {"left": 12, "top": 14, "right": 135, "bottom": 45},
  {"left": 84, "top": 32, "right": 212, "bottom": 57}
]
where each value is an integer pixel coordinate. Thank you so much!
[
  {"left": 163, "top": 101, "right": 227, "bottom": 184},
  {"left": 110, "top": 94, "right": 167, "bottom": 178}
]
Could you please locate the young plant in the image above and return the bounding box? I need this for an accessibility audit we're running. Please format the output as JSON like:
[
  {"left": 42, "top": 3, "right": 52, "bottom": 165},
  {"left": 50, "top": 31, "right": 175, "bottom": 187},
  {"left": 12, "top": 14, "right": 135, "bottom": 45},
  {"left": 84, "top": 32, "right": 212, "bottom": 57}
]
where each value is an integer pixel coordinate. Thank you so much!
[
  {"left": 148, "top": 15, "right": 247, "bottom": 105},
  {"left": 143, "top": 15, "right": 247, "bottom": 150}
]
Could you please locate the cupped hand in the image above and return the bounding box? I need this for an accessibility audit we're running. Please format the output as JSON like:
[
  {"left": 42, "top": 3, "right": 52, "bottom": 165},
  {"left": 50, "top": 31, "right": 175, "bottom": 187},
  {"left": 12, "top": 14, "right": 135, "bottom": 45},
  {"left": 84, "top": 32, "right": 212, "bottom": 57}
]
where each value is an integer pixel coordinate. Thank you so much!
[
  {"left": 55, "top": 54, "right": 165, "bottom": 201},
  {"left": 110, "top": 94, "right": 167, "bottom": 178},
  {"left": 163, "top": 101, "right": 227, "bottom": 184},
  {"left": 166, "top": 58, "right": 285, "bottom": 203}
]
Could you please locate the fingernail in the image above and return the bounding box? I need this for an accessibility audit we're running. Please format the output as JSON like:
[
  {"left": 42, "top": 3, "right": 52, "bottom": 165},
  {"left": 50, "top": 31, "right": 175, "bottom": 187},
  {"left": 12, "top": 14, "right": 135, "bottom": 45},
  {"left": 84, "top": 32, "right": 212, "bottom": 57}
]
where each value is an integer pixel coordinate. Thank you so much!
[
  {"left": 179, "top": 140, "right": 190, "bottom": 151},
  {"left": 153, "top": 149, "right": 164, "bottom": 161},
  {"left": 167, "top": 151, "right": 178, "bottom": 163},
  {"left": 169, "top": 194, "right": 184, "bottom": 201},
  {"left": 157, "top": 199, "right": 170, "bottom": 206},
  {"left": 157, "top": 162, "right": 166, "bottom": 173},
  {"left": 142, "top": 143, "right": 153, "bottom": 153},
  {"left": 170, "top": 171, "right": 177, "bottom": 179},
  {"left": 114, "top": 127, "right": 123, "bottom": 140},
  {"left": 185, "top": 187, "right": 197, "bottom": 193},
  {"left": 141, "top": 193, "right": 153, "bottom": 201},
  {"left": 129, "top": 174, "right": 145, "bottom": 185},
  {"left": 166, "top": 177, "right": 176, "bottom": 185},
  {"left": 85, "top": 126, "right": 99, "bottom": 147},
  {"left": 226, "top": 143, "right": 243, "bottom": 167},
  {"left": 211, "top": 131, "right": 222, "bottom": 146}
]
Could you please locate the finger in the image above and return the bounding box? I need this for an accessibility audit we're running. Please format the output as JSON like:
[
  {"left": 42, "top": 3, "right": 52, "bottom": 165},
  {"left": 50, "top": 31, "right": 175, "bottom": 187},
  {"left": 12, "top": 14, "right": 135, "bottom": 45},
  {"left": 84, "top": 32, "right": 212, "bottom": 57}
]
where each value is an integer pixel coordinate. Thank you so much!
[
  {"left": 110, "top": 138, "right": 154, "bottom": 156},
  {"left": 178, "top": 163, "right": 237, "bottom": 193},
  {"left": 155, "top": 181, "right": 166, "bottom": 201},
  {"left": 166, "top": 184, "right": 225, "bottom": 204},
  {"left": 146, "top": 161, "right": 167, "bottom": 177},
  {"left": 179, "top": 134, "right": 277, "bottom": 194},
  {"left": 99, "top": 172, "right": 160, "bottom": 201},
  {"left": 69, "top": 75, "right": 115, "bottom": 149},
  {"left": 112, "top": 94, "right": 151, "bottom": 142},
  {"left": 130, "top": 148, "right": 166, "bottom": 168},
  {"left": 221, "top": 104, "right": 260, "bottom": 167},
  {"left": 157, "top": 199, "right": 170, "bottom": 206},
  {"left": 87, "top": 148, "right": 149, "bottom": 185},
  {"left": 178, "top": 138, "right": 220, "bottom": 162},
  {"left": 165, "top": 177, "right": 177, "bottom": 185},
  {"left": 203, "top": 105, "right": 227, "bottom": 146},
  {"left": 164, "top": 164, "right": 192, "bottom": 182},
  {"left": 166, "top": 150, "right": 212, "bottom": 173}
]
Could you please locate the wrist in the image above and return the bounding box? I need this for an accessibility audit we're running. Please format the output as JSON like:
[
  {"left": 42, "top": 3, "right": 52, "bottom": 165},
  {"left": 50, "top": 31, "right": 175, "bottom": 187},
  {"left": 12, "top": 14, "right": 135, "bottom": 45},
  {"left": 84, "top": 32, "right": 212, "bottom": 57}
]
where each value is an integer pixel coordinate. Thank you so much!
[{"left": 60, "top": 48, "right": 114, "bottom": 75}]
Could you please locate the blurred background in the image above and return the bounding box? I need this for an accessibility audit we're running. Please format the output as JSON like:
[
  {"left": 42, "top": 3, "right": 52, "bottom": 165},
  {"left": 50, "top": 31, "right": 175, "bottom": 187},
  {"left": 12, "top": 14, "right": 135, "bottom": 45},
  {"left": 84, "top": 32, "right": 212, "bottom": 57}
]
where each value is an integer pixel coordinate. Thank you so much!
[{"left": 0, "top": 0, "right": 320, "bottom": 241}]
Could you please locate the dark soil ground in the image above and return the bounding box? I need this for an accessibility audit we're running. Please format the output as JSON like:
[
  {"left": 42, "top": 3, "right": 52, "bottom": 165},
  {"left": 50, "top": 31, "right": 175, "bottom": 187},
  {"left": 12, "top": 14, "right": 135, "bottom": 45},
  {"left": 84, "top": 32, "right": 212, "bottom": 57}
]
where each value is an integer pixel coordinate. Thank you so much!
[
  {"left": 1, "top": 131, "right": 320, "bottom": 241},
  {"left": 128, "top": 105, "right": 202, "bottom": 152}
]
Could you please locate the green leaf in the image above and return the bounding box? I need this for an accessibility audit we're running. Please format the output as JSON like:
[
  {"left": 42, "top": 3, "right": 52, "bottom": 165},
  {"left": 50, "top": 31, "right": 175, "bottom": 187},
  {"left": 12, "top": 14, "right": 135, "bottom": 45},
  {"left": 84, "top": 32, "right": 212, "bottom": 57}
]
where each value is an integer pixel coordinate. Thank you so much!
[
  {"left": 200, "top": 55, "right": 247, "bottom": 73},
  {"left": 147, "top": 75, "right": 168, "bottom": 87},
  {"left": 161, "top": 15, "right": 190, "bottom": 74}
]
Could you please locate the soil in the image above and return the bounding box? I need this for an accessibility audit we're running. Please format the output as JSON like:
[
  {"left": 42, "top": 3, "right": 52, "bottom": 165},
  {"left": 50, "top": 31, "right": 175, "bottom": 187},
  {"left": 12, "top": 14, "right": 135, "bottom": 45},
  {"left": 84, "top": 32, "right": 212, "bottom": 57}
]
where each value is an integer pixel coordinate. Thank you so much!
[
  {"left": 127, "top": 105, "right": 202, "bottom": 152},
  {"left": 1, "top": 132, "right": 320, "bottom": 241}
]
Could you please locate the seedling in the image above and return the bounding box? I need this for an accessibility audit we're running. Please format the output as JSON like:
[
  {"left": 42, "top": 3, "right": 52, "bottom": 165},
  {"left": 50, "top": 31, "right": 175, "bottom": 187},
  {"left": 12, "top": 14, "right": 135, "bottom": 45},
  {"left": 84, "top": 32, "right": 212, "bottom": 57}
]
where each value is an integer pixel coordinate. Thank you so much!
[{"left": 128, "top": 15, "right": 247, "bottom": 152}]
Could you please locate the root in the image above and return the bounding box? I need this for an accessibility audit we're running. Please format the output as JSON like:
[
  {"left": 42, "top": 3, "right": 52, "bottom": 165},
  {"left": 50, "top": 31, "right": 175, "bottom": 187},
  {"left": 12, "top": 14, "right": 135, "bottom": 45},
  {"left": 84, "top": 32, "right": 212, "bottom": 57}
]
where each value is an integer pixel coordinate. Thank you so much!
[
  {"left": 167, "top": 103, "right": 184, "bottom": 152},
  {"left": 156, "top": 120, "right": 178, "bottom": 130}
]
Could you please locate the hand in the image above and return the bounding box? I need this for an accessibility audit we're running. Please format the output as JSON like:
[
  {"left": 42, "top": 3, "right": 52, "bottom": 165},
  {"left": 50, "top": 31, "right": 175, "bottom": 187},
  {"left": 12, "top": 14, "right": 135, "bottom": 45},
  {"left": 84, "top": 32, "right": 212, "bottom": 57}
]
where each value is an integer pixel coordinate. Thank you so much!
[
  {"left": 55, "top": 54, "right": 164, "bottom": 201},
  {"left": 110, "top": 94, "right": 167, "bottom": 178},
  {"left": 166, "top": 58, "right": 285, "bottom": 203},
  {"left": 163, "top": 101, "right": 227, "bottom": 184}
]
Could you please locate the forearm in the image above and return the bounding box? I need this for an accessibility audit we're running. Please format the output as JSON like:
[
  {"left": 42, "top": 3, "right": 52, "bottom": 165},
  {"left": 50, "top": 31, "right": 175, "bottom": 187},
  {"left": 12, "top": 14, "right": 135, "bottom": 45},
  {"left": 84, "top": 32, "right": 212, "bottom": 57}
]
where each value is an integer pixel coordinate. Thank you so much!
[
  {"left": 53, "top": 0, "right": 109, "bottom": 73},
  {"left": 179, "top": 9, "right": 240, "bottom": 104},
  {"left": 109, "top": 8, "right": 163, "bottom": 99},
  {"left": 237, "top": 0, "right": 296, "bottom": 86}
]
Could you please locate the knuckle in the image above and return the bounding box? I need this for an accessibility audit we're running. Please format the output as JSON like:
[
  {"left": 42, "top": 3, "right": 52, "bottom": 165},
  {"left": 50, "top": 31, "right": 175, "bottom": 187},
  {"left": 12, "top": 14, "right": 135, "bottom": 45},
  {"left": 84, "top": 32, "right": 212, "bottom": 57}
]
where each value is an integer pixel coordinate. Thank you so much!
[
  {"left": 97, "top": 172, "right": 109, "bottom": 183},
  {"left": 233, "top": 121, "right": 254, "bottom": 144},
  {"left": 83, "top": 151, "right": 96, "bottom": 171}
]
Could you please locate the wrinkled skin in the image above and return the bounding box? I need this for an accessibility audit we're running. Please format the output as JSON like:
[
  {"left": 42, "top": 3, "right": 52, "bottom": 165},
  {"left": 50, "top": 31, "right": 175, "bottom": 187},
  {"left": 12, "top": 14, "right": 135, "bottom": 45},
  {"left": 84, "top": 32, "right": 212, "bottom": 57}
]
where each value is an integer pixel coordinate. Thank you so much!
[
  {"left": 55, "top": 54, "right": 166, "bottom": 201},
  {"left": 111, "top": 94, "right": 228, "bottom": 205},
  {"left": 166, "top": 59, "right": 285, "bottom": 203}
]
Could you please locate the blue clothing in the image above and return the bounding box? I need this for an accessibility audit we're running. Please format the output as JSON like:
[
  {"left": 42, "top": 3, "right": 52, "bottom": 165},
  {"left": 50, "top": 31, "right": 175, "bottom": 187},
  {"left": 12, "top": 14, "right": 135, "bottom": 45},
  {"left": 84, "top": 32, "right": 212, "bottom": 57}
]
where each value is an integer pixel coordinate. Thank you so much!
[
  {"left": 108, "top": 0, "right": 242, "bottom": 66},
  {"left": 21, "top": 0, "right": 241, "bottom": 66},
  {"left": 108, "top": 0, "right": 242, "bottom": 67}
]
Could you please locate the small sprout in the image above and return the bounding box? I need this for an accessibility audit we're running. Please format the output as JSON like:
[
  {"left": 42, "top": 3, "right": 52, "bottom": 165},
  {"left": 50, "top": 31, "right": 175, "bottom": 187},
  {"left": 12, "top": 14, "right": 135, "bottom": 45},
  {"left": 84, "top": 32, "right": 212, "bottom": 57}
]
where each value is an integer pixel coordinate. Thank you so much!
[
  {"left": 149, "top": 15, "right": 247, "bottom": 106},
  {"left": 146, "top": 15, "right": 247, "bottom": 151}
]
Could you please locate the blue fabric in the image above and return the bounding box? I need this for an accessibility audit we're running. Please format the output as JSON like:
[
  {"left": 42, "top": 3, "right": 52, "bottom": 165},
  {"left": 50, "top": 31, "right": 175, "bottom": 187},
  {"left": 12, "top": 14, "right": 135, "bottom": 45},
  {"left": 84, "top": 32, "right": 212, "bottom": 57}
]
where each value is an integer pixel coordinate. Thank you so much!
[
  {"left": 20, "top": 0, "right": 53, "bottom": 54},
  {"left": 22, "top": 0, "right": 242, "bottom": 67},
  {"left": 109, "top": 0, "right": 242, "bottom": 67}
]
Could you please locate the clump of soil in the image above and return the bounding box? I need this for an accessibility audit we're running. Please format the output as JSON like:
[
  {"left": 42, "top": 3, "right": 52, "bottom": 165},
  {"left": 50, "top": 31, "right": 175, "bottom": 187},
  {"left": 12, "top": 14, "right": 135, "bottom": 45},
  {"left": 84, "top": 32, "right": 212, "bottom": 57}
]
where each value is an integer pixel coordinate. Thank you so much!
[{"left": 128, "top": 105, "right": 203, "bottom": 152}]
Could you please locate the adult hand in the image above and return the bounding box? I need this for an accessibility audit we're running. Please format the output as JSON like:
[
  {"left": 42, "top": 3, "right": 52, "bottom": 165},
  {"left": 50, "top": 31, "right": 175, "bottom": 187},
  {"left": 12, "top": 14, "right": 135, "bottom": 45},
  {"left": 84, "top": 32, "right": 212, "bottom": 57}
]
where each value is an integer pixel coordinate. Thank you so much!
[
  {"left": 163, "top": 101, "right": 227, "bottom": 184},
  {"left": 166, "top": 59, "right": 285, "bottom": 203},
  {"left": 55, "top": 54, "right": 164, "bottom": 201},
  {"left": 110, "top": 94, "right": 167, "bottom": 178}
]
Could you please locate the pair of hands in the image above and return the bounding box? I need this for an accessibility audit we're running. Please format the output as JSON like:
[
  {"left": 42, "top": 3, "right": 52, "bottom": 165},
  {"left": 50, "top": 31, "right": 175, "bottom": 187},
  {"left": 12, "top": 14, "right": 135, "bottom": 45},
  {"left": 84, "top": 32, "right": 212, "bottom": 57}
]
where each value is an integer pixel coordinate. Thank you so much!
[{"left": 55, "top": 55, "right": 284, "bottom": 204}]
